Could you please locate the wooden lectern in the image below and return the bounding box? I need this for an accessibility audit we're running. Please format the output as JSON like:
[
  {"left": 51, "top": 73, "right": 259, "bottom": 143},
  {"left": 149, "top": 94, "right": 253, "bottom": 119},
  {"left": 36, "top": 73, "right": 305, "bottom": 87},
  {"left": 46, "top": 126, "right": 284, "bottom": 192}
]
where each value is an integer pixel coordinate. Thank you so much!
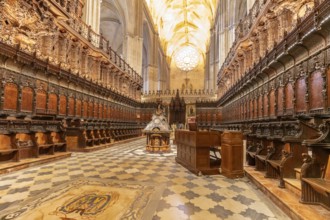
[
  {"left": 175, "top": 130, "right": 221, "bottom": 175},
  {"left": 221, "top": 131, "right": 244, "bottom": 178}
]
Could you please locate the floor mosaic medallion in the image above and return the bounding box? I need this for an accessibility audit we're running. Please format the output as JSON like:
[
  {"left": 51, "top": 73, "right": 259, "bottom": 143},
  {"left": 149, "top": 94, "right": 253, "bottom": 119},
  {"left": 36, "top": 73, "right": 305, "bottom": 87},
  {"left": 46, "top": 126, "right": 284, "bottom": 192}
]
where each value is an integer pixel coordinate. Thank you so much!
[{"left": 0, "top": 178, "right": 165, "bottom": 220}]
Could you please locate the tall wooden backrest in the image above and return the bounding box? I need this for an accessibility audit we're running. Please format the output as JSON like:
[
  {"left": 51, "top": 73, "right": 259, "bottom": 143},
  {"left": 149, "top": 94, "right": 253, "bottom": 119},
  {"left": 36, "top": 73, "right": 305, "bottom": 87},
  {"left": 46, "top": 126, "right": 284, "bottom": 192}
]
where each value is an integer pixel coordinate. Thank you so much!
[
  {"left": 295, "top": 77, "right": 307, "bottom": 113},
  {"left": 48, "top": 93, "right": 58, "bottom": 114},
  {"left": 323, "top": 155, "right": 330, "bottom": 181},
  {"left": 3, "top": 83, "right": 18, "bottom": 111},
  {"left": 21, "top": 87, "right": 33, "bottom": 112},
  {"left": 59, "top": 95, "right": 67, "bottom": 116},
  {"left": 309, "top": 70, "right": 324, "bottom": 111}
]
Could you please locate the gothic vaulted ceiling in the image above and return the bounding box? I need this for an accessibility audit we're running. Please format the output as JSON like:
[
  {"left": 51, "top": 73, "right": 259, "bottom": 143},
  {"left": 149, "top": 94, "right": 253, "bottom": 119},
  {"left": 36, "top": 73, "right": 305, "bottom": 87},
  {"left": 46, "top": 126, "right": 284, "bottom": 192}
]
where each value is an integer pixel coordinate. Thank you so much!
[{"left": 145, "top": 0, "right": 218, "bottom": 60}]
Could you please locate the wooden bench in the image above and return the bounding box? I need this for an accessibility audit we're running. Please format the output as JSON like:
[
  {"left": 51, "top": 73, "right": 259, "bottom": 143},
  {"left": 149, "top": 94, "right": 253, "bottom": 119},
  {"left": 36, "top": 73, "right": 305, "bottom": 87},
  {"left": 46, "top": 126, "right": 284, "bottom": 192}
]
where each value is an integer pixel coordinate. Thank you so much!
[
  {"left": 32, "top": 132, "right": 55, "bottom": 157},
  {"left": 100, "top": 129, "right": 110, "bottom": 143},
  {"left": 51, "top": 132, "right": 66, "bottom": 152},
  {"left": 301, "top": 154, "right": 330, "bottom": 209},
  {"left": 16, "top": 138, "right": 36, "bottom": 159},
  {"left": 92, "top": 130, "right": 101, "bottom": 145},
  {"left": 0, "top": 134, "right": 19, "bottom": 162},
  {"left": 246, "top": 141, "right": 267, "bottom": 166},
  {"left": 85, "top": 130, "right": 94, "bottom": 147}
]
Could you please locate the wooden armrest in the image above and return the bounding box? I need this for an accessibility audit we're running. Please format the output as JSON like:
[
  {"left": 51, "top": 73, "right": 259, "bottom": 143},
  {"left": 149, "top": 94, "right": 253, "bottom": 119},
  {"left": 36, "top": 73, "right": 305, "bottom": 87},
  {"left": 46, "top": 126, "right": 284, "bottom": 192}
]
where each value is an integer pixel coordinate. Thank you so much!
[
  {"left": 267, "top": 159, "right": 282, "bottom": 168},
  {"left": 303, "top": 178, "right": 330, "bottom": 194},
  {"left": 0, "top": 149, "right": 18, "bottom": 154},
  {"left": 256, "top": 155, "right": 267, "bottom": 161}
]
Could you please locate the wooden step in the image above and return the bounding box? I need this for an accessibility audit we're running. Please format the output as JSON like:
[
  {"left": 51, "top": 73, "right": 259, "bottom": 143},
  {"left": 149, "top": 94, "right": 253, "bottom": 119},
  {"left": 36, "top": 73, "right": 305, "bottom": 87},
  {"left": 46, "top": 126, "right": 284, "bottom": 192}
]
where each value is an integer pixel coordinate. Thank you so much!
[
  {"left": 284, "top": 178, "right": 301, "bottom": 197},
  {"left": 245, "top": 166, "right": 330, "bottom": 220},
  {"left": 294, "top": 168, "right": 301, "bottom": 180}
]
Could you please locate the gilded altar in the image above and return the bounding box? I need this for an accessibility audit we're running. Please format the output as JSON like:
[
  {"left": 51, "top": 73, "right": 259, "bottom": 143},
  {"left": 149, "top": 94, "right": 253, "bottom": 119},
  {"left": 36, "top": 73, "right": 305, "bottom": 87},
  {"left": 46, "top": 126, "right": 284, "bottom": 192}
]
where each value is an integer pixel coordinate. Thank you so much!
[{"left": 143, "top": 106, "right": 171, "bottom": 153}]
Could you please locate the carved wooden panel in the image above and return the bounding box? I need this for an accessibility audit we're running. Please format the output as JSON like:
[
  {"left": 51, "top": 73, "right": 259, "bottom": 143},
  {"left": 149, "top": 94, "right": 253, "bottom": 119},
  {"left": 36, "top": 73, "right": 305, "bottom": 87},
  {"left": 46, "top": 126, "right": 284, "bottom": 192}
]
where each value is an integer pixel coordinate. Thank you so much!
[
  {"left": 83, "top": 101, "right": 88, "bottom": 118},
  {"left": 263, "top": 93, "right": 268, "bottom": 117},
  {"left": 88, "top": 102, "right": 93, "bottom": 118},
  {"left": 68, "top": 97, "right": 75, "bottom": 116},
  {"left": 310, "top": 70, "right": 324, "bottom": 111},
  {"left": 94, "top": 103, "right": 99, "bottom": 118},
  {"left": 48, "top": 93, "right": 57, "bottom": 114},
  {"left": 277, "top": 87, "right": 284, "bottom": 116},
  {"left": 59, "top": 95, "right": 67, "bottom": 115},
  {"left": 3, "top": 83, "right": 18, "bottom": 110},
  {"left": 254, "top": 99, "right": 258, "bottom": 119},
  {"left": 285, "top": 83, "right": 293, "bottom": 114},
  {"left": 76, "top": 100, "right": 82, "bottom": 116},
  {"left": 103, "top": 104, "right": 107, "bottom": 118},
  {"left": 258, "top": 96, "right": 262, "bottom": 118},
  {"left": 21, "top": 87, "right": 33, "bottom": 112},
  {"left": 36, "top": 90, "right": 47, "bottom": 113},
  {"left": 249, "top": 99, "right": 253, "bottom": 119},
  {"left": 295, "top": 78, "right": 307, "bottom": 113},
  {"left": 108, "top": 105, "right": 111, "bottom": 119},
  {"left": 269, "top": 90, "right": 275, "bottom": 116},
  {"left": 327, "top": 67, "right": 330, "bottom": 106},
  {"left": 99, "top": 104, "right": 103, "bottom": 119}
]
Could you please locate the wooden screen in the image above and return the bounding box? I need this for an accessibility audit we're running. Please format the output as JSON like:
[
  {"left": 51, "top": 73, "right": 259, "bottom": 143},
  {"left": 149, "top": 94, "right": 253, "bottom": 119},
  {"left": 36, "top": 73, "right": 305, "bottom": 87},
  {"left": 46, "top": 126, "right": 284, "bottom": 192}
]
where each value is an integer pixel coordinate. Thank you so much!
[
  {"left": 295, "top": 78, "right": 307, "bottom": 113},
  {"left": 269, "top": 90, "right": 275, "bottom": 117},
  {"left": 94, "top": 103, "right": 99, "bottom": 118},
  {"left": 99, "top": 104, "right": 103, "bottom": 119},
  {"left": 21, "top": 87, "right": 33, "bottom": 112},
  {"left": 277, "top": 87, "right": 284, "bottom": 116},
  {"left": 48, "top": 93, "right": 58, "bottom": 114},
  {"left": 36, "top": 90, "right": 47, "bottom": 113},
  {"left": 68, "top": 97, "right": 75, "bottom": 116},
  {"left": 76, "top": 100, "right": 82, "bottom": 116},
  {"left": 258, "top": 96, "right": 262, "bottom": 118},
  {"left": 3, "top": 83, "right": 18, "bottom": 110},
  {"left": 285, "top": 83, "right": 293, "bottom": 115},
  {"left": 88, "top": 102, "right": 93, "bottom": 118},
  {"left": 103, "top": 105, "right": 107, "bottom": 118},
  {"left": 263, "top": 93, "right": 269, "bottom": 117},
  {"left": 59, "top": 95, "right": 67, "bottom": 115},
  {"left": 83, "top": 101, "right": 88, "bottom": 118},
  {"left": 254, "top": 98, "right": 258, "bottom": 119},
  {"left": 107, "top": 105, "right": 110, "bottom": 119},
  {"left": 310, "top": 70, "right": 324, "bottom": 110},
  {"left": 249, "top": 99, "right": 253, "bottom": 119}
]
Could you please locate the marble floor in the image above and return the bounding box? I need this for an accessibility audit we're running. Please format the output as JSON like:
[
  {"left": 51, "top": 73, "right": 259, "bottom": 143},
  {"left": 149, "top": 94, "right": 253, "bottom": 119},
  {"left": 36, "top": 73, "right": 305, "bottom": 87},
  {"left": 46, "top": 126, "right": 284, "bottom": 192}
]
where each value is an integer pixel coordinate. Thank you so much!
[{"left": 0, "top": 139, "right": 290, "bottom": 220}]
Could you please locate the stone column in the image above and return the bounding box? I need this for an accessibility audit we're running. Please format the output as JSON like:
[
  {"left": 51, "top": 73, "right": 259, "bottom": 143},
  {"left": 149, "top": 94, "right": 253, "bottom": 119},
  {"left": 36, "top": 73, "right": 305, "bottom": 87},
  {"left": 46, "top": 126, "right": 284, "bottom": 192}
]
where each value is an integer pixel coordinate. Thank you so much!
[
  {"left": 123, "top": 35, "right": 143, "bottom": 76},
  {"left": 82, "top": 0, "right": 102, "bottom": 34}
]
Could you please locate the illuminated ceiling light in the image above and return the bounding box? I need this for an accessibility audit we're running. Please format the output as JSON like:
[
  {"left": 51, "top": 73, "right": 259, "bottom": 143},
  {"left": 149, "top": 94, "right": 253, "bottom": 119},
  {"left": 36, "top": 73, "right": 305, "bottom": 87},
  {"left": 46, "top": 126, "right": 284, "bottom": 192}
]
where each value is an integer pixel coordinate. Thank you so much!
[
  {"left": 175, "top": 46, "right": 200, "bottom": 71},
  {"left": 146, "top": 0, "right": 217, "bottom": 58}
]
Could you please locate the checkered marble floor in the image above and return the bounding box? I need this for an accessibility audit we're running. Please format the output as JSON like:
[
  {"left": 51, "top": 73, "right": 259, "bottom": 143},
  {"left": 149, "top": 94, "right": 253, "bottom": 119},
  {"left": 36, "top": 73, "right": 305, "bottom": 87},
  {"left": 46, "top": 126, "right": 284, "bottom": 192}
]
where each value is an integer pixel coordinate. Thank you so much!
[{"left": 0, "top": 139, "right": 289, "bottom": 220}]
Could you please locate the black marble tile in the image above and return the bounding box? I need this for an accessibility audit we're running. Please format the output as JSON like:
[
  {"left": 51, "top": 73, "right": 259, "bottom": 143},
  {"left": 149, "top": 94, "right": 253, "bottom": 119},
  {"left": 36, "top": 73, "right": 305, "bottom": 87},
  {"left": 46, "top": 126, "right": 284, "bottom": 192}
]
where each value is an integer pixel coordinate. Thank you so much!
[
  {"left": 15, "top": 177, "right": 34, "bottom": 183},
  {"left": 0, "top": 185, "right": 11, "bottom": 190},
  {"left": 181, "top": 190, "right": 199, "bottom": 200},
  {"left": 37, "top": 171, "right": 53, "bottom": 176},
  {"left": 205, "top": 183, "right": 221, "bottom": 191},
  {"left": 178, "top": 202, "right": 202, "bottom": 215},
  {"left": 232, "top": 194, "right": 255, "bottom": 205},
  {"left": 0, "top": 202, "right": 17, "bottom": 212},
  {"left": 7, "top": 186, "right": 30, "bottom": 194},
  {"left": 228, "top": 185, "right": 245, "bottom": 193},
  {"left": 209, "top": 204, "right": 234, "bottom": 219},
  {"left": 155, "top": 200, "right": 171, "bottom": 212},
  {"left": 0, "top": 176, "right": 18, "bottom": 181},
  {"left": 240, "top": 208, "right": 269, "bottom": 220},
  {"left": 162, "top": 188, "right": 176, "bottom": 197},
  {"left": 183, "top": 182, "right": 198, "bottom": 189},
  {"left": 206, "top": 193, "right": 226, "bottom": 203},
  {"left": 34, "top": 179, "right": 51, "bottom": 185}
]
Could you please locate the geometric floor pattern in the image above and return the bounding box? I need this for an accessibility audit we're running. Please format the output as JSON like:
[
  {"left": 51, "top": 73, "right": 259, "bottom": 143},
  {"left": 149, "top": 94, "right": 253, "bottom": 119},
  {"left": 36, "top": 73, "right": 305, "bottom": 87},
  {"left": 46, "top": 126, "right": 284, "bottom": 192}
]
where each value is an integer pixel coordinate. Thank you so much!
[{"left": 0, "top": 139, "right": 290, "bottom": 220}]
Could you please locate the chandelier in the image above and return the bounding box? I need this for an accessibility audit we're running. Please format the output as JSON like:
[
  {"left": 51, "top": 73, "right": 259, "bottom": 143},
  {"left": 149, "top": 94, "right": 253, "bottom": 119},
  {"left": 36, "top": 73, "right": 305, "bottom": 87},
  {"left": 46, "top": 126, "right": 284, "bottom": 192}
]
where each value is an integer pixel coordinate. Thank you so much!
[{"left": 175, "top": 46, "right": 200, "bottom": 71}]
